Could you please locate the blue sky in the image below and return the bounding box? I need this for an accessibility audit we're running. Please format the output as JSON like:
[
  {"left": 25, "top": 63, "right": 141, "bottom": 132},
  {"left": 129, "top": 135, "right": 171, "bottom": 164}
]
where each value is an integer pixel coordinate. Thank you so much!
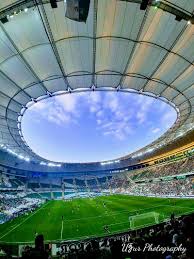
[{"left": 21, "top": 91, "right": 177, "bottom": 163}]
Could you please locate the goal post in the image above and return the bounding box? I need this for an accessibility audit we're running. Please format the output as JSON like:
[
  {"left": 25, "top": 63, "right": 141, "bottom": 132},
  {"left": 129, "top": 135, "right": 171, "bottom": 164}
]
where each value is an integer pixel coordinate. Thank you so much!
[{"left": 129, "top": 211, "right": 161, "bottom": 229}]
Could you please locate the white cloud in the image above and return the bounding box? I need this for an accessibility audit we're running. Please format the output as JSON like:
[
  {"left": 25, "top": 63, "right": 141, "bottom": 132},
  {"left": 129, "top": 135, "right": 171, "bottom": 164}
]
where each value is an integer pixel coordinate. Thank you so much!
[
  {"left": 137, "top": 111, "right": 146, "bottom": 124},
  {"left": 88, "top": 91, "right": 101, "bottom": 103},
  {"left": 159, "top": 101, "right": 168, "bottom": 112},
  {"left": 86, "top": 92, "right": 102, "bottom": 114},
  {"left": 88, "top": 92, "right": 135, "bottom": 141},
  {"left": 30, "top": 92, "right": 170, "bottom": 142},
  {"left": 152, "top": 127, "right": 160, "bottom": 134},
  {"left": 30, "top": 92, "right": 103, "bottom": 127},
  {"left": 100, "top": 120, "right": 133, "bottom": 141},
  {"left": 104, "top": 92, "right": 119, "bottom": 112},
  {"left": 33, "top": 100, "right": 48, "bottom": 110},
  {"left": 56, "top": 94, "right": 78, "bottom": 113},
  {"left": 90, "top": 105, "right": 99, "bottom": 113},
  {"left": 96, "top": 110, "right": 104, "bottom": 118},
  {"left": 97, "top": 119, "right": 102, "bottom": 125},
  {"left": 31, "top": 94, "right": 81, "bottom": 126},
  {"left": 136, "top": 97, "right": 154, "bottom": 124},
  {"left": 161, "top": 110, "right": 176, "bottom": 129}
]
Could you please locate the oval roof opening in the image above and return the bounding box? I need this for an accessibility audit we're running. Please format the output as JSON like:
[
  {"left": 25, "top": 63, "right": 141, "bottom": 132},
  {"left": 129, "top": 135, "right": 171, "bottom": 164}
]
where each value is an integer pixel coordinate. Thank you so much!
[{"left": 21, "top": 91, "right": 177, "bottom": 163}]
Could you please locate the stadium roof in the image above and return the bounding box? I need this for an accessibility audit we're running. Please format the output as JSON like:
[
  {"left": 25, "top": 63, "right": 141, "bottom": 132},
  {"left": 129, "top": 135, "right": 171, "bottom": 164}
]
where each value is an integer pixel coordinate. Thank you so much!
[{"left": 0, "top": 0, "right": 194, "bottom": 163}]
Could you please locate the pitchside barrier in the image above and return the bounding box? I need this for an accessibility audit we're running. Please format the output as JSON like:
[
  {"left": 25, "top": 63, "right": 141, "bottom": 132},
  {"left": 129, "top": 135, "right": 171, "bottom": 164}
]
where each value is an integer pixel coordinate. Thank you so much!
[
  {"left": 145, "top": 195, "right": 194, "bottom": 199},
  {"left": 121, "top": 194, "right": 194, "bottom": 199}
]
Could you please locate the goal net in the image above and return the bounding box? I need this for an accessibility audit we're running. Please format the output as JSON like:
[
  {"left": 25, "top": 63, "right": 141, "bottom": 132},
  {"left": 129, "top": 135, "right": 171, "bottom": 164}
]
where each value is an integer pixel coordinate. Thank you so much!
[{"left": 129, "top": 211, "right": 162, "bottom": 229}]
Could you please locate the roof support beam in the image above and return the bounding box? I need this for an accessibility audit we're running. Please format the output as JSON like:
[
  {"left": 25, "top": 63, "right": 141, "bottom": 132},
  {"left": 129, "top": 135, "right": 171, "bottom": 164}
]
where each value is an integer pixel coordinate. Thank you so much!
[
  {"left": 141, "top": 24, "right": 188, "bottom": 92},
  {"left": 118, "top": 8, "right": 149, "bottom": 88},
  {"left": 35, "top": 0, "right": 72, "bottom": 90},
  {"left": 92, "top": 0, "right": 98, "bottom": 86},
  {"left": 0, "top": 23, "right": 48, "bottom": 93}
]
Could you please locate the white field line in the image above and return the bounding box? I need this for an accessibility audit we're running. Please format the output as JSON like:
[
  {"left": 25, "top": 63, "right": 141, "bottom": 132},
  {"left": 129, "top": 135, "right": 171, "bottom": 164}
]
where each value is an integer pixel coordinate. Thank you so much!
[
  {"left": 0, "top": 222, "right": 19, "bottom": 238},
  {"left": 56, "top": 204, "right": 194, "bottom": 224},
  {"left": 59, "top": 204, "right": 194, "bottom": 223},
  {"left": 160, "top": 204, "right": 194, "bottom": 210},
  {"left": 62, "top": 204, "right": 165, "bottom": 222},
  {"left": 43, "top": 204, "right": 166, "bottom": 224},
  {"left": 1, "top": 202, "right": 194, "bottom": 243},
  {"left": 60, "top": 220, "right": 64, "bottom": 240},
  {"left": 0, "top": 202, "right": 50, "bottom": 241},
  {"left": 2, "top": 205, "right": 194, "bottom": 244}
]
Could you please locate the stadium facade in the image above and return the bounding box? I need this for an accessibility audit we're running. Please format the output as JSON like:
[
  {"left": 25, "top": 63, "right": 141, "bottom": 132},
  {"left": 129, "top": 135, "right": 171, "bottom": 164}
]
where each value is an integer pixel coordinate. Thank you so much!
[
  {"left": 0, "top": 0, "right": 194, "bottom": 211},
  {"left": 0, "top": 0, "right": 193, "bottom": 171},
  {"left": 0, "top": 1, "right": 194, "bottom": 258}
]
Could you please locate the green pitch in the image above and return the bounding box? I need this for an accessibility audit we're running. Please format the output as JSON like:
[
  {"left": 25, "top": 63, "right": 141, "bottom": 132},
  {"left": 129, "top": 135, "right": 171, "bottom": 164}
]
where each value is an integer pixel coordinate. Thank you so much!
[{"left": 1, "top": 194, "right": 194, "bottom": 244}]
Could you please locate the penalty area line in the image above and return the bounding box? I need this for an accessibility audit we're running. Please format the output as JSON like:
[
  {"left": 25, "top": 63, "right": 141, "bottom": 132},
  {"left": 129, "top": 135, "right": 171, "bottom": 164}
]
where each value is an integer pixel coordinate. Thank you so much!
[{"left": 0, "top": 202, "right": 50, "bottom": 241}]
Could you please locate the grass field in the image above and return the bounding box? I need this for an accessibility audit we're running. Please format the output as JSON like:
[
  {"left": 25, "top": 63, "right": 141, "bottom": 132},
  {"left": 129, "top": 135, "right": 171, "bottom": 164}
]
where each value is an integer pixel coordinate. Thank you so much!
[{"left": 1, "top": 194, "right": 194, "bottom": 244}]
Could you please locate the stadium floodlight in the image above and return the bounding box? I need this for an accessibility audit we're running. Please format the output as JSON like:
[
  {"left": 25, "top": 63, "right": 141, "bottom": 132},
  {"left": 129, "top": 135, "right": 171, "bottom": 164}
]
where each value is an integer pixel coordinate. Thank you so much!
[
  {"left": 47, "top": 162, "right": 61, "bottom": 167},
  {"left": 52, "top": 163, "right": 61, "bottom": 167},
  {"left": 47, "top": 163, "right": 54, "bottom": 167},
  {"left": 7, "top": 148, "right": 13, "bottom": 154},
  {"left": 154, "top": 0, "right": 159, "bottom": 8},
  {"left": 40, "top": 161, "right": 47, "bottom": 166},
  {"left": 100, "top": 159, "right": 121, "bottom": 166},
  {"left": 177, "top": 132, "right": 184, "bottom": 138},
  {"left": 101, "top": 161, "right": 114, "bottom": 165},
  {"left": 147, "top": 148, "right": 154, "bottom": 153},
  {"left": 131, "top": 152, "right": 142, "bottom": 158},
  {"left": 114, "top": 160, "right": 120, "bottom": 163},
  {"left": 4, "top": 7, "right": 29, "bottom": 23}
]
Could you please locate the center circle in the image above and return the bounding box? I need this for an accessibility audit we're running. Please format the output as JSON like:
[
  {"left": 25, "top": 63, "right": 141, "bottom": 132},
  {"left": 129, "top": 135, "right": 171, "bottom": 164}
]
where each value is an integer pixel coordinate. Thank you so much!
[{"left": 21, "top": 91, "right": 177, "bottom": 163}]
